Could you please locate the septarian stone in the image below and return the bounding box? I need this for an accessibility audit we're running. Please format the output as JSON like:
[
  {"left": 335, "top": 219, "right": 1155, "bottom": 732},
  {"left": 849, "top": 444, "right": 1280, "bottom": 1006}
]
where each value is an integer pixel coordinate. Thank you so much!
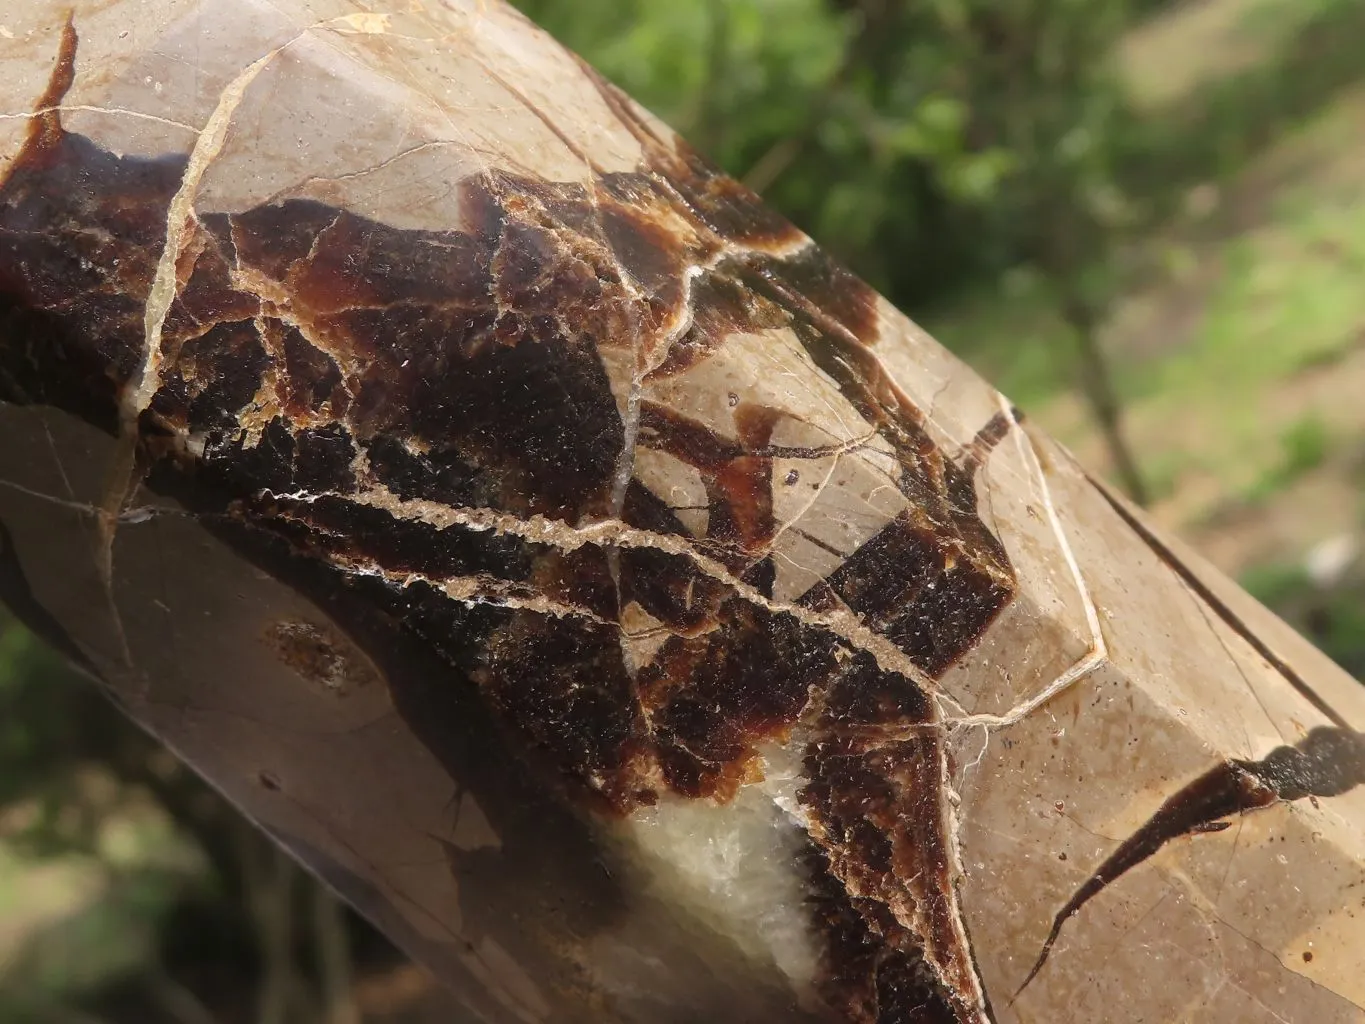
[{"left": 2, "top": 4, "right": 1364, "bottom": 1023}]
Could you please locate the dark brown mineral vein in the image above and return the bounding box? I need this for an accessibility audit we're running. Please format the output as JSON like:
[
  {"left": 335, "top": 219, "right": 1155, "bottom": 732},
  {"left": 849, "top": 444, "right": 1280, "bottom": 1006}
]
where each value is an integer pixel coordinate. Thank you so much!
[
  {"left": 0, "top": 21, "right": 1025, "bottom": 1023},
  {"left": 1017, "top": 726, "right": 1365, "bottom": 997}
]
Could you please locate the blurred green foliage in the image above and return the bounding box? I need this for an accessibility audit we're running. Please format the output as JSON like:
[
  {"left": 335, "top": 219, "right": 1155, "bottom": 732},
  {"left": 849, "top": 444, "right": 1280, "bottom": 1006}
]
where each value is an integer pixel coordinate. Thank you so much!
[
  {"left": 515, "top": 0, "right": 1365, "bottom": 314},
  {"left": 515, "top": 0, "right": 1365, "bottom": 503},
  {"left": 0, "top": 613, "right": 386, "bottom": 1022},
  {"left": 516, "top": 0, "right": 1143, "bottom": 310},
  {"left": 1243, "top": 560, "right": 1365, "bottom": 680}
]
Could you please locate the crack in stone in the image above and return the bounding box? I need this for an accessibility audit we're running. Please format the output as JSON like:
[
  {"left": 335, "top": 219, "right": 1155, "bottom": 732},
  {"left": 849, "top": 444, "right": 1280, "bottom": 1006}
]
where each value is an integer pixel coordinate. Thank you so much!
[
  {"left": 952, "top": 399, "right": 1107, "bottom": 732},
  {"left": 89, "top": 31, "right": 303, "bottom": 611},
  {"left": 759, "top": 427, "right": 881, "bottom": 564},
  {"left": 1088, "top": 466, "right": 1351, "bottom": 731},
  {"left": 0, "top": 104, "right": 199, "bottom": 133},
  {"left": 1014, "top": 725, "right": 1365, "bottom": 998},
  {"left": 935, "top": 730, "right": 991, "bottom": 1022},
  {"left": 609, "top": 260, "right": 710, "bottom": 520},
  {"left": 284, "top": 481, "right": 952, "bottom": 697},
  {"left": 130, "top": 43, "right": 288, "bottom": 427},
  {"left": 252, "top": 499, "right": 620, "bottom": 626}
]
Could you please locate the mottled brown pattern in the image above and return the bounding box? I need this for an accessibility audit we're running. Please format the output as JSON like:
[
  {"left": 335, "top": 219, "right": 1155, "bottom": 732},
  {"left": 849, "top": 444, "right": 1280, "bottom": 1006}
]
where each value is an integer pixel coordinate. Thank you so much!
[
  {"left": 0, "top": 23, "right": 1024, "bottom": 1023},
  {"left": 804, "top": 841, "right": 961, "bottom": 1023},
  {"left": 264, "top": 618, "right": 381, "bottom": 697},
  {"left": 803, "top": 654, "right": 991, "bottom": 1022}
]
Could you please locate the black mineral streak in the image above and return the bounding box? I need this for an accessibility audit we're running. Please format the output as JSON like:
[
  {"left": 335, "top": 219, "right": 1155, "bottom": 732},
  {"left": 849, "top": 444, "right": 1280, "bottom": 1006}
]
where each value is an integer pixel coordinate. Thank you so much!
[
  {"left": 0, "top": 20, "right": 1030, "bottom": 1023},
  {"left": 1091, "top": 471, "right": 1350, "bottom": 730},
  {"left": 1016, "top": 726, "right": 1365, "bottom": 997}
]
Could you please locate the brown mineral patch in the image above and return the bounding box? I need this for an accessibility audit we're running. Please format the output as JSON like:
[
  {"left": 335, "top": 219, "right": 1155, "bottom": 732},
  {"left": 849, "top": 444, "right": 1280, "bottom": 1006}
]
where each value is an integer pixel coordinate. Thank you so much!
[
  {"left": 8, "top": 13, "right": 76, "bottom": 179},
  {"left": 802, "top": 837, "right": 959, "bottom": 1024},
  {"left": 264, "top": 618, "right": 381, "bottom": 697}
]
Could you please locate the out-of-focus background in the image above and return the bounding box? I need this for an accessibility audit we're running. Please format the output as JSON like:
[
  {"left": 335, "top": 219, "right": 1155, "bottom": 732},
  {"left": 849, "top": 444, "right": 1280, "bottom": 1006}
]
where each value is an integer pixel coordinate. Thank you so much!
[{"left": 3, "top": 0, "right": 1365, "bottom": 1019}]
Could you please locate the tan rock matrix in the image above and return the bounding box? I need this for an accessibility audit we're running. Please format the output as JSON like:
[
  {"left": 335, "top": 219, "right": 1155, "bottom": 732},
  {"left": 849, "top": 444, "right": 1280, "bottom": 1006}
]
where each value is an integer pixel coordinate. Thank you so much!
[{"left": 1, "top": 4, "right": 1363, "bottom": 1022}]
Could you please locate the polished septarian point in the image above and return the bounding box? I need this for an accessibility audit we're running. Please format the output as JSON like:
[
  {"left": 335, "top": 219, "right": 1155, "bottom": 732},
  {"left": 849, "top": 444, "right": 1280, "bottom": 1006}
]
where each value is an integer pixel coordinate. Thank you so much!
[{"left": 2, "top": 4, "right": 1364, "bottom": 1023}]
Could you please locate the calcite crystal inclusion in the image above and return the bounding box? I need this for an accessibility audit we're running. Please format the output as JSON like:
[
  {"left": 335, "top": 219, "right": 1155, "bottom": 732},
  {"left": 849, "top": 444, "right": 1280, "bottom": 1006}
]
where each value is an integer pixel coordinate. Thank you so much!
[{"left": 2, "top": 3, "right": 1364, "bottom": 1023}]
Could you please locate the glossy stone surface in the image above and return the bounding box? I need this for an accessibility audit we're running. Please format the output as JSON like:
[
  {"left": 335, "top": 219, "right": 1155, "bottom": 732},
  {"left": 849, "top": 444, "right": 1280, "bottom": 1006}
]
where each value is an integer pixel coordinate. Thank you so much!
[{"left": 2, "top": 4, "right": 1364, "bottom": 1022}]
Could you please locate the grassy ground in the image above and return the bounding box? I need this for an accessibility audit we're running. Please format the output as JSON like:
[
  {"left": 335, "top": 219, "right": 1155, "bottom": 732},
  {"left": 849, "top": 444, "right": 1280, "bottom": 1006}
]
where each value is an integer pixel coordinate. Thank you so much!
[
  {"left": 1120, "top": 0, "right": 1353, "bottom": 110},
  {"left": 0, "top": 785, "right": 204, "bottom": 1018}
]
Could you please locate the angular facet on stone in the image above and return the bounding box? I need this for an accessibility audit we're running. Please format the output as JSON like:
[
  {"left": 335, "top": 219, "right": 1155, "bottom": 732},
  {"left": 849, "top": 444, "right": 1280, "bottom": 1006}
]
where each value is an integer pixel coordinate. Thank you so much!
[{"left": 2, "top": 5, "right": 1364, "bottom": 1023}]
